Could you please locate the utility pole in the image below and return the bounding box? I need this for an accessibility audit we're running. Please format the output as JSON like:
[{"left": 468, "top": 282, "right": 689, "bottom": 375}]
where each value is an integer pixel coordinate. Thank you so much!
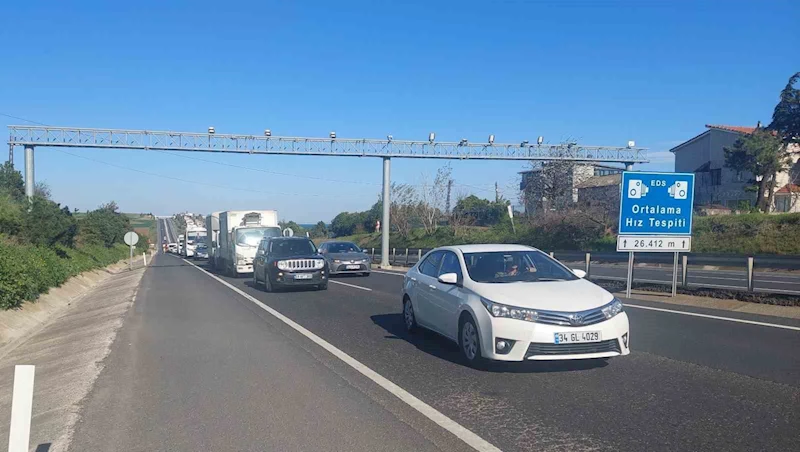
[
  {"left": 380, "top": 157, "right": 391, "bottom": 268},
  {"left": 8, "top": 144, "right": 13, "bottom": 164},
  {"left": 445, "top": 179, "right": 453, "bottom": 213},
  {"left": 495, "top": 182, "right": 500, "bottom": 202}
]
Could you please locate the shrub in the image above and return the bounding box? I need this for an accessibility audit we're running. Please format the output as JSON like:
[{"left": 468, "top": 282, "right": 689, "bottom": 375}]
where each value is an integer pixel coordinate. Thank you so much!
[
  {"left": 20, "top": 196, "right": 78, "bottom": 247},
  {"left": 0, "top": 241, "right": 129, "bottom": 310}
]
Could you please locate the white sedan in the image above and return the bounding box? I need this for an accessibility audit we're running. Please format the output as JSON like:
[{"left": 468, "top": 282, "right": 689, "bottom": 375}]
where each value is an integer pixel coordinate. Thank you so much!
[{"left": 402, "top": 244, "right": 630, "bottom": 366}]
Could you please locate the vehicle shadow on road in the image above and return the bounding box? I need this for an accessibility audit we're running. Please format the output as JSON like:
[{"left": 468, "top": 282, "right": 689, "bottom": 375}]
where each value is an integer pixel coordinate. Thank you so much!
[
  {"left": 35, "top": 444, "right": 51, "bottom": 452},
  {"left": 243, "top": 280, "right": 322, "bottom": 293},
  {"left": 371, "top": 313, "right": 608, "bottom": 374}
]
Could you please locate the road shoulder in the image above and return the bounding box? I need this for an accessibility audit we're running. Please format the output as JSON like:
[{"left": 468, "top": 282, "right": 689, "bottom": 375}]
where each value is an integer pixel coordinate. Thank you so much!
[{"left": 0, "top": 265, "right": 147, "bottom": 452}]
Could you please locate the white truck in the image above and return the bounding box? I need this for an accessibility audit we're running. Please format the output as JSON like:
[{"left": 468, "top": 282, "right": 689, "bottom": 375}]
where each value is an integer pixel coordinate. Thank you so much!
[
  {"left": 206, "top": 211, "right": 222, "bottom": 269},
  {"left": 218, "top": 210, "right": 281, "bottom": 276},
  {"left": 185, "top": 225, "right": 207, "bottom": 258}
]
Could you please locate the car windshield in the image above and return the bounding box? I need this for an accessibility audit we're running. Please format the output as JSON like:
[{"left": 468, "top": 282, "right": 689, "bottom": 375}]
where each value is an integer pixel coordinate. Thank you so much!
[
  {"left": 271, "top": 239, "right": 317, "bottom": 257},
  {"left": 463, "top": 251, "right": 578, "bottom": 283},
  {"left": 327, "top": 242, "right": 361, "bottom": 253},
  {"left": 236, "top": 227, "right": 281, "bottom": 247}
]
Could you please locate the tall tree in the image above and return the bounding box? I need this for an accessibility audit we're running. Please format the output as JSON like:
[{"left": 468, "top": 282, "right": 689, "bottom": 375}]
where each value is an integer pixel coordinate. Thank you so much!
[
  {"left": 0, "top": 162, "right": 25, "bottom": 201},
  {"left": 416, "top": 165, "right": 451, "bottom": 234},
  {"left": 724, "top": 129, "right": 789, "bottom": 212},
  {"left": 769, "top": 72, "right": 800, "bottom": 144}
]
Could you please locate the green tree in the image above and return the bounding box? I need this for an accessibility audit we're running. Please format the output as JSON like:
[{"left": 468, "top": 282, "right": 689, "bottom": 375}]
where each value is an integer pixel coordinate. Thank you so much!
[
  {"left": 452, "top": 195, "right": 508, "bottom": 226},
  {"left": 769, "top": 72, "right": 800, "bottom": 144},
  {"left": 725, "top": 129, "right": 790, "bottom": 212},
  {"left": 278, "top": 220, "right": 306, "bottom": 236},
  {"left": 80, "top": 201, "right": 131, "bottom": 247},
  {"left": 0, "top": 162, "right": 25, "bottom": 202},
  {"left": 330, "top": 211, "right": 360, "bottom": 237},
  {"left": 20, "top": 197, "right": 78, "bottom": 247},
  {"left": 0, "top": 191, "right": 23, "bottom": 236},
  {"left": 310, "top": 221, "right": 328, "bottom": 238}
]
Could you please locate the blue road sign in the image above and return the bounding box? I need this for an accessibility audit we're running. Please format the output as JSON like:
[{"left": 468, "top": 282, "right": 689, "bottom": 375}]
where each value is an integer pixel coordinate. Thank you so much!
[{"left": 618, "top": 172, "right": 694, "bottom": 236}]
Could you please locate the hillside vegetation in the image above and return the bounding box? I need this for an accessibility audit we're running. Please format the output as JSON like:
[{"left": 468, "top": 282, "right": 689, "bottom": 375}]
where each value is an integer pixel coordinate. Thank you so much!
[{"left": 0, "top": 162, "right": 149, "bottom": 309}]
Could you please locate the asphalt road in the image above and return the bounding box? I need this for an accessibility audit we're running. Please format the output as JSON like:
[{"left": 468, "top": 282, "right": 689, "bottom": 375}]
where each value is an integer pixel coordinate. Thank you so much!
[{"left": 69, "top": 252, "right": 800, "bottom": 452}]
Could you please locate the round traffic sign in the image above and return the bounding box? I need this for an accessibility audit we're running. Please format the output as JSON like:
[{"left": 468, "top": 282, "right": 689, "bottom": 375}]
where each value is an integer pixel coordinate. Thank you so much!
[{"left": 124, "top": 231, "right": 139, "bottom": 246}]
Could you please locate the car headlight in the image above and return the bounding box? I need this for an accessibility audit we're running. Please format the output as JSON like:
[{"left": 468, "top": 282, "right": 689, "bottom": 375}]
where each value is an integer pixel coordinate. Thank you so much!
[
  {"left": 601, "top": 298, "right": 624, "bottom": 319},
  {"left": 481, "top": 298, "right": 539, "bottom": 322}
]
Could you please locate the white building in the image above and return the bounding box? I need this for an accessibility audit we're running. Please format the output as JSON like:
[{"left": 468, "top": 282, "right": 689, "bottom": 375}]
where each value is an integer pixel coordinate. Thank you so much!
[{"left": 670, "top": 124, "right": 800, "bottom": 213}]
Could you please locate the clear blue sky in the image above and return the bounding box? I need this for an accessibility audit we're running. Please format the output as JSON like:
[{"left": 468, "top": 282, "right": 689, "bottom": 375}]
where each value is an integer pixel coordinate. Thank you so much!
[{"left": 1, "top": 0, "right": 797, "bottom": 222}]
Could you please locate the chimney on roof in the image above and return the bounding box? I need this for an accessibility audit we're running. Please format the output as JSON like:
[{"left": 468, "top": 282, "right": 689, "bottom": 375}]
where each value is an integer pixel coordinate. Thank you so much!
[{"left": 756, "top": 121, "right": 762, "bottom": 128}]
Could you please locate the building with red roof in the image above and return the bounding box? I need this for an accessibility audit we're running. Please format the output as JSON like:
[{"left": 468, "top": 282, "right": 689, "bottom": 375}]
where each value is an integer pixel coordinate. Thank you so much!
[{"left": 670, "top": 124, "right": 799, "bottom": 213}]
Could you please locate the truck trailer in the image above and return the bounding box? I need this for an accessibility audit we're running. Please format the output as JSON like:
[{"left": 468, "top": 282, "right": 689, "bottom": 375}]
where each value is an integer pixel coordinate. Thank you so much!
[{"left": 218, "top": 210, "right": 280, "bottom": 276}]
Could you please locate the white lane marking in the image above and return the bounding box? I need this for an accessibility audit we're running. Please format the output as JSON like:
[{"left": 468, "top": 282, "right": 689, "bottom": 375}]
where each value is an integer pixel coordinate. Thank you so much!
[
  {"left": 8, "top": 365, "right": 35, "bottom": 452},
  {"left": 330, "top": 280, "right": 373, "bottom": 291},
  {"left": 371, "top": 269, "right": 408, "bottom": 276},
  {"left": 623, "top": 304, "right": 800, "bottom": 331},
  {"left": 182, "top": 258, "right": 501, "bottom": 452},
  {"left": 372, "top": 267, "right": 800, "bottom": 329}
]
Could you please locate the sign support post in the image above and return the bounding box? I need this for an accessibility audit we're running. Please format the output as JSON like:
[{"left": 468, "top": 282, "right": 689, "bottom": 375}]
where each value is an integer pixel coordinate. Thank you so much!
[
  {"left": 124, "top": 231, "right": 139, "bottom": 271},
  {"left": 626, "top": 252, "right": 634, "bottom": 298},
  {"left": 617, "top": 172, "right": 695, "bottom": 299},
  {"left": 671, "top": 252, "right": 679, "bottom": 297}
]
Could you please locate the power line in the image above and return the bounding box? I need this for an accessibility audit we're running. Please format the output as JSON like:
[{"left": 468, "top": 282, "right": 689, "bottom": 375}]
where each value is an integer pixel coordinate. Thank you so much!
[
  {"left": 152, "top": 149, "right": 379, "bottom": 186},
  {"left": 53, "top": 149, "right": 329, "bottom": 198},
  {"left": 0, "top": 112, "right": 49, "bottom": 126}
]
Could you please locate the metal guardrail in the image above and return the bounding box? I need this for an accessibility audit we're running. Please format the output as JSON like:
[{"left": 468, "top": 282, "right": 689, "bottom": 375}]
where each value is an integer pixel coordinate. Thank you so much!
[{"left": 366, "top": 247, "right": 800, "bottom": 296}]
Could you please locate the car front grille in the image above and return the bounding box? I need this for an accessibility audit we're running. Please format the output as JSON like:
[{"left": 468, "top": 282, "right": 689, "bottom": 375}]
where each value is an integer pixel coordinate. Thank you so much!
[
  {"left": 285, "top": 259, "right": 318, "bottom": 270},
  {"left": 536, "top": 307, "right": 607, "bottom": 327},
  {"left": 525, "top": 339, "right": 621, "bottom": 358}
]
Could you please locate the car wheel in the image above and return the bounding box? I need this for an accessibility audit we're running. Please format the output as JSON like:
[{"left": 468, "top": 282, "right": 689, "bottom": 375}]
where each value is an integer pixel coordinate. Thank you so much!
[
  {"left": 252, "top": 271, "right": 261, "bottom": 289},
  {"left": 362, "top": 272, "right": 371, "bottom": 277},
  {"left": 403, "top": 297, "right": 417, "bottom": 332},
  {"left": 318, "top": 283, "right": 328, "bottom": 290},
  {"left": 459, "top": 316, "right": 485, "bottom": 368},
  {"left": 264, "top": 275, "right": 273, "bottom": 292}
]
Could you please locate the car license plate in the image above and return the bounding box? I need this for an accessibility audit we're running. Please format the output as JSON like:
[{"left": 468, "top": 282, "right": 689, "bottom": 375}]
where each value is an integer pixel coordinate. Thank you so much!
[
  {"left": 554, "top": 331, "right": 601, "bottom": 344},
  {"left": 345, "top": 265, "right": 360, "bottom": 270},
  {"left": 294, "top": 273, "right": 313, "bottom": 280}
]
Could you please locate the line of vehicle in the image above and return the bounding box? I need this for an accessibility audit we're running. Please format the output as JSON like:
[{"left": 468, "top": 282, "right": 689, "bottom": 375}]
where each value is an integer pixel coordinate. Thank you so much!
[
  {"left": 179, "top": 257, "right": 501, "bottom": 452},
  {"left": 330, "top": 280, "right": 373, "bottom": 291},
  {"left": 368, "top": 269, "right": 800, "bottom": 329}
]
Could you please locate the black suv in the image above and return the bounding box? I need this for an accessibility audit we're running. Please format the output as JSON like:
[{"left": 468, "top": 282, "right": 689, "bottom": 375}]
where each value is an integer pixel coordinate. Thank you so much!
[{"left": 252, "top": 237, "right": 328, "bottom": 291}]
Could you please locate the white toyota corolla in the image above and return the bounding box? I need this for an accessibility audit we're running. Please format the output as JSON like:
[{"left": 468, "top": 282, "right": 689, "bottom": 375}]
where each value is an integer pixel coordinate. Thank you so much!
[{"left": 402, "top": 244, "right": 630, "bottom": 366}]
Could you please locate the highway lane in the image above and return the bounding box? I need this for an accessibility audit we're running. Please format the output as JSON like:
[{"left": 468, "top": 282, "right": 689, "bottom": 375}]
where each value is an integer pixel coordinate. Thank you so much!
[
  {"left": 69, "top": 253, "right": 470, "bottom": 452},
  {"left": 187, "top": 256, "right": 800, "bottom": 452}
]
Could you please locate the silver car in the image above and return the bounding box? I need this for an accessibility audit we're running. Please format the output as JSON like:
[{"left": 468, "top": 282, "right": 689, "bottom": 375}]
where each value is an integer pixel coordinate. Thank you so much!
[{"left": 318, "top": 241, "right": 371, "bottom": 276}]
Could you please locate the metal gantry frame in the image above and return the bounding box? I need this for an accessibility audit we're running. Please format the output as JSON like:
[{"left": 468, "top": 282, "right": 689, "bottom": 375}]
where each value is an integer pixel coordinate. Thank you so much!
[{"left": 8, "top": 125, "right": 648, "bottom": 267}]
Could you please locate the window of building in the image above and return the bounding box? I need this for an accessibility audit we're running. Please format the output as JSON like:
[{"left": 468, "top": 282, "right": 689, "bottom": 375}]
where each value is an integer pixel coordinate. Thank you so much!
[
  {"left": 711, "top": 169, "right": 722, "bottom": 186},
  {"left": 775, "top": 196, "right": 790, "bottom": 213}
]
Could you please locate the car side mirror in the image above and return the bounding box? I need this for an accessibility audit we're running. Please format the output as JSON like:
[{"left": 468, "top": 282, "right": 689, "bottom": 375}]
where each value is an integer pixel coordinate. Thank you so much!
[
  {"left": 572, "top": 269, "right": 587, "bottom": 278},
  {"left": 438, "top": 273, "right": 460, "bottom": 285},
  {"left": 257, "top": 249, "right": 265, "bottom": 256}
]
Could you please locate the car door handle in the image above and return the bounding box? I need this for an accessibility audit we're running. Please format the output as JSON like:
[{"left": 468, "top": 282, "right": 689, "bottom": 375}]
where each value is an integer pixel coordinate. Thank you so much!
[
  {"left": 428, "top": 284, "right": 436, "bottom": 290},
  {"left": 410, "top": 277, "right": 417, "bottom": 281}
]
